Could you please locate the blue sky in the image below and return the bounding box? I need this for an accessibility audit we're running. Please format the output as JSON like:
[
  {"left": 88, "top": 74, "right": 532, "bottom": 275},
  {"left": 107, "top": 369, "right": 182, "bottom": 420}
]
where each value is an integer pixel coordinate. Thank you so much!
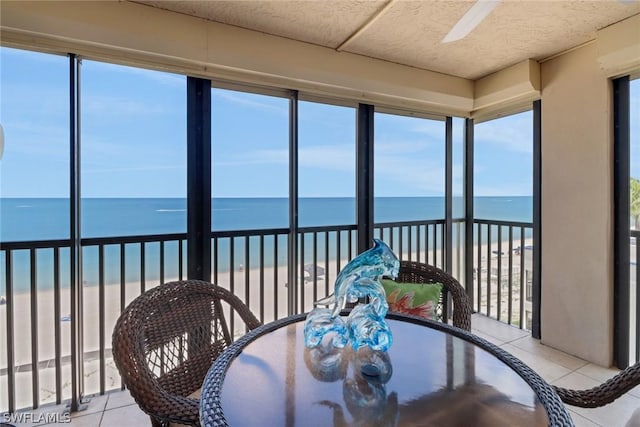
[{"left": 1, "top": 46, "right": 638, "bottom": 198}]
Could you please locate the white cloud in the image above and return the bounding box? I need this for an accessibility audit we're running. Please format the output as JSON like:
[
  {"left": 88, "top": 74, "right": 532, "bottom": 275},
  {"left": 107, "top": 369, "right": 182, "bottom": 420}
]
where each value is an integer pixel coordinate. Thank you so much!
[
  {"left": 214, "top": 90, "right": 288, "bottom": 117},
  {"left": 214, "top": 144, "right": 355, "bottom": 170},
  {"left": 86, "top": 60, "right": 185, "bottom": 88},
  {"left": 212, "top": 141, "right": 446, "bottom": 195},
  {"left": 375, "top": 139, "right": 431, "bottom": 155},
  {"left": 374, "top": 134, "right": 446, "bottom": 194},
  {"left": 2, "top": 47, "right": 65, "bottom": 64},
  {"left": 376, "top": 155, "right": 445, "bottom": 194},
  {"left": 83, "top": 165, "right": 184, "bottom": 174},
  {"left": 83, "top": 95, "right": 173, "bottom": 116},
  {"left": 474, "top": 182, "right": 532, "bottom": 197},
  {"left": 1, "top": 122, "right": 68, "bottom": 158},
  {"left": 475, "top": 112, "right": 533, "bottom": 154},
  {"left": 213, "top": 148, "right": 286, "bottom": 167},
  {"left": 2, "top": 83, "right": 68, "bottom": 116},
  {"left": 299, "top": 145, "right": 354, "bottom": 171},
  {"left": 375, "top": 127, "right": 444, "bottom": 155},
  {"left": 406, "top": 119, "right": 447, "bottom": 141}
]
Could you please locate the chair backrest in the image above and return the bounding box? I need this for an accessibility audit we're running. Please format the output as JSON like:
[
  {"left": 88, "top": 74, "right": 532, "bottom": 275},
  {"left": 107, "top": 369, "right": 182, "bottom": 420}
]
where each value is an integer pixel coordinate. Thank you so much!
[
  {"left": 112, "top": 280, "right": 260, "bottom": 426},
  {"left": 394, "top": 261, "right": 472, "bottom": 331}
]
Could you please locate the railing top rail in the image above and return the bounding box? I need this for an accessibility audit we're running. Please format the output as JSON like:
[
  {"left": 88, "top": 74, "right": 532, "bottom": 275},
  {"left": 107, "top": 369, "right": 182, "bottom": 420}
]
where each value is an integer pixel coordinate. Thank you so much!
[
  {"left": 474, "top": 218, "right": 533, "bottom": 228},
  {"left": 0, "top": 229, "right": 293, "bottom": 250},
  {"left": 0, "top": 239, "right": 73, "bottom": 250},
  {"left": 298, "top": 224, "right": 357, "bottom": 233},
  {"left": 374, "top": 219, "right": 446, "bottom": 228},
  {"left": 1, "top": 234, "right": 189, "bottom": 250},
  {"left": 631, "top": 230, "right": 640, "bottom": 238},
  {"left": 83, "top": 233, "right": 187, "bottom": 246},
  {"left": 210, "top": 228, "right": 290, "bottom": 238}
]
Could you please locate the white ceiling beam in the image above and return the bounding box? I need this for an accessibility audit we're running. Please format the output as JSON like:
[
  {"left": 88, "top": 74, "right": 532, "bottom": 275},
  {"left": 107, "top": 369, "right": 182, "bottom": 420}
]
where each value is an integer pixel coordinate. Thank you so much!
[
  {"left": 596, "top": 13, "right": 640, "bottom": 78},
  {"left": 472, "top": 59, "right": 541, "bottom": 121}
]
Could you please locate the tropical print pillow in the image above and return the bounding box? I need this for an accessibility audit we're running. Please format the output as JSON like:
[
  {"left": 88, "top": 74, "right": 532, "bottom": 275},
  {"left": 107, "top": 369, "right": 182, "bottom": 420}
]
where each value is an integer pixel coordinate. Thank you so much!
[{"left": 380, "top": 279, "right": 443, "bottom": 320}]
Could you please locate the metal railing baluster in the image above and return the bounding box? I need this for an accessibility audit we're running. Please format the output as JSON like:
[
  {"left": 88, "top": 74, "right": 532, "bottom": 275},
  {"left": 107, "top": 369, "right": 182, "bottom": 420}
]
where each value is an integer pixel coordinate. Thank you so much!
[
  {"left": 508, "top": 227, "right": 513, "bottom": 325},
  {"left": 159, "top": 241, "right": 165, "bottom": 286},
  {"left": 30, "top": 248, "right": 39, "bottom": 408},
  {"left": 5, "top": 249, "right": 15, "bottom": 413},
  {"left": 244, "top": 236, "right": 250, "bottom": 318},
  {"left": 476, "top": 222, "right": 482, "bottom": 313},
  {"left": 99, "top": 245, "right": 105, "bottom": 395},
  {"left": 119, "top": 243, "right": 126, "bottom": 390},
  {"left": 260, "top": 235, "right": 265, "bottom": 323},
  {"left": 140, "top": 243, "right": 146, "bottom": 294},
  {"left": 520, "top": 228, "right": 526, "bottom": 328},
  {"left": 497, "top": 226, "right": 502, "bottom": 321},
  {"left": 54, "top": 248, "right": 62, "bottom": 403}
]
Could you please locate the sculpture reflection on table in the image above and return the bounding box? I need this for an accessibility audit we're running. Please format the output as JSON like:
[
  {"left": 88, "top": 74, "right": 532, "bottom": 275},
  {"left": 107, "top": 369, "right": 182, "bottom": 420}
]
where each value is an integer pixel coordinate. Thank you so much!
[
  {"left": 304, "top": 239, "right": 400, "bottom": 352},
  {"left": 303, "top": 343, "right": 350, "bottom": 382},
  {"left": 342, "top": 348, "right": 396, "bottom": 426},
  {"left": 303, "top": 345, "right": 398, "bottom": 427}
]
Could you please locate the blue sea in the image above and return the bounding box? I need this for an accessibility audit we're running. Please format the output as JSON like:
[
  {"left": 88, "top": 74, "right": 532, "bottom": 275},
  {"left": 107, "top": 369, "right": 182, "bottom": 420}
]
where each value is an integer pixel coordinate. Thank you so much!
[
  {"left": 0, "top": 197, "right": 532, "bottom": 292},
  {"left": 0, "top": 197, "right": 532, "bottom": 241}
]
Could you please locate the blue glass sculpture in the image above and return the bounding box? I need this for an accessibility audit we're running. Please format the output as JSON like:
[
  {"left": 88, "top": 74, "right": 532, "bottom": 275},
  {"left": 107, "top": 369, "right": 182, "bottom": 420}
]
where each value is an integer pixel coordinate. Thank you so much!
[
  {"left": 303, "top": 307, "right": 349, "bottom": 348},
  {"left": 347, "top": 303, "right": 393, "bottom": 351},
  {"left": 304, "top": 239, "right": 399, "bottom": 352}
]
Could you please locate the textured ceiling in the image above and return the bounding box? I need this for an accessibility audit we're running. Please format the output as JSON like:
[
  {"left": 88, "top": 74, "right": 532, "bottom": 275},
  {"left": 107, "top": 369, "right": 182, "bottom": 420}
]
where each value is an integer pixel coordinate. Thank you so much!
[{"left": 132, "top": 0, "right": 640, "bottom": 80}]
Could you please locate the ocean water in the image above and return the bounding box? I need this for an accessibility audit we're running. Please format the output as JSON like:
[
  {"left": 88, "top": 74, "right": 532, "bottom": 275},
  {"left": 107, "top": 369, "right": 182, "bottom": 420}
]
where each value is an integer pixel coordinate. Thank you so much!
[
  {"left": 0, "top": 197, "right": 532, "bottom": 241},
  {"left": 0, "top": 197, "right": 532, "bottom": 292}
]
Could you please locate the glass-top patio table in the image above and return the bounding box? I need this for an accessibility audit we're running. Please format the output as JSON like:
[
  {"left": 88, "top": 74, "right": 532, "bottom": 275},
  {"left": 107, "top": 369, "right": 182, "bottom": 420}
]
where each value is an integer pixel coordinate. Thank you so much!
[{"left": 200, "top": 312, "right": 574, "bottom": 427}]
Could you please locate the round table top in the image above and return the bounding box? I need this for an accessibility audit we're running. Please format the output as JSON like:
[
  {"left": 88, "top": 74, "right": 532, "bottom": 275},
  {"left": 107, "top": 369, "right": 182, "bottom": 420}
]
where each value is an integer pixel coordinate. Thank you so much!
[{"left": 212, "top": 315, "right": 551, "bottom": 427}]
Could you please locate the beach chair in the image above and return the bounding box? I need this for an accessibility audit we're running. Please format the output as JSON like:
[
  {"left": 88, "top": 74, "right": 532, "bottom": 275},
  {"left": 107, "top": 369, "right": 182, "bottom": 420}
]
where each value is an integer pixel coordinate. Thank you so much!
[
  {"left": 394, "top": 261, "right": 472, "bottom": 331},
  {"left": 112, "top": 280, "right": 260, "bottom": 427}
]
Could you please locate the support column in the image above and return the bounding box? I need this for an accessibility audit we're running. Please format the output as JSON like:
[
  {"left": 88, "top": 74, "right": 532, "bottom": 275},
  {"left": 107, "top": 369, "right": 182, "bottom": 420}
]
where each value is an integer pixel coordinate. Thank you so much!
[
  {"left": 187, "top": 77, "right": 212, "bottom": 281},
  {"left": 69, "top": 53, "right": 86, "bottom": 413},
  {"left": 464, "top": 119, "right": 475, "bottom": 304},
  {"left": 357, "top": 104, "right": 375, "bottom": 254},
  {"left": 532, "top": 99, "right": 542, "bottom": 339},
  {"left": 614, "top": 76, "right": 631, "bottom": 368},
  {"left": 287, "top": 91, "right": 299, "bottom": 315},
  {"left": 445, "top": 117, "right": 453, "bottom": 273}
]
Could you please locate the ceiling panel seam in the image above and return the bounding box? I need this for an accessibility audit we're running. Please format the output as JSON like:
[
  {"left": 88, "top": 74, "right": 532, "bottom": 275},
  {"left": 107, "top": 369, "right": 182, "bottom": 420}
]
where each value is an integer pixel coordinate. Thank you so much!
[{"left": 336, "top": 0, "right": 397, "bottom": 51}]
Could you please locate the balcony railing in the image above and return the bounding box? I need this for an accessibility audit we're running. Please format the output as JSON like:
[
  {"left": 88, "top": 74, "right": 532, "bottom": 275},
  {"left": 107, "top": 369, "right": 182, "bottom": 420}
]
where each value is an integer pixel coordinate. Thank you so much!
[
  {"left": 1, "top": 218, "right": 530, "bottom": 413},
  {"left": 472, "top": 219, "right": 534, "bottom": 330}
]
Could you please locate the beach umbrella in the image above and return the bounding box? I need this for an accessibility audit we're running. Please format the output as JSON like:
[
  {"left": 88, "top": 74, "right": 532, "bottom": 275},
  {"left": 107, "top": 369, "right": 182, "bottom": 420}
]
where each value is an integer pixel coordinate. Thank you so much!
[{"left": 304, "top": 263, "right": 325, "bottom": 278}]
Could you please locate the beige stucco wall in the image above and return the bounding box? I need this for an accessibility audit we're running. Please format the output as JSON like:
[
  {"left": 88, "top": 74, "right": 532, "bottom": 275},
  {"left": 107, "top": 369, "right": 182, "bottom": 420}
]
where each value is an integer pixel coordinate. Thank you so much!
[{"left": 540, "top": 43, "right": 613, "bottom": 366}]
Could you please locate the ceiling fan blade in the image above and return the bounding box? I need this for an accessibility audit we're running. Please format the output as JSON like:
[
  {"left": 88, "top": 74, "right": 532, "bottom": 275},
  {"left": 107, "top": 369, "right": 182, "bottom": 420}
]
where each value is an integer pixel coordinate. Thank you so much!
[{"left": 442, "top": 0, "right": 501, "bottom": 43}]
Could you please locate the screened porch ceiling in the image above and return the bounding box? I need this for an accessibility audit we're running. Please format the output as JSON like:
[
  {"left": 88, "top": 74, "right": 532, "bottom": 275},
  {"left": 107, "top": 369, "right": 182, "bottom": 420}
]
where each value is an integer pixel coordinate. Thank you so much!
[{"left": 131, "top": 0, "right": 640, "bottom": 81}]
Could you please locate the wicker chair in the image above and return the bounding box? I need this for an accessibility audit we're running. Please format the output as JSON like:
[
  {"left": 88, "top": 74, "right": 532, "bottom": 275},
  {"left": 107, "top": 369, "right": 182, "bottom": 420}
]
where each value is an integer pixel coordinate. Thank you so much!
[
  {"left": 394, "top": 261, "right": 472, "bottom": 331},
  {"left": 112, "top": 280, "right": 261, "bottom": 427},
  {"left": 553, "top": 362, "right": 640, "bottom": 408}
]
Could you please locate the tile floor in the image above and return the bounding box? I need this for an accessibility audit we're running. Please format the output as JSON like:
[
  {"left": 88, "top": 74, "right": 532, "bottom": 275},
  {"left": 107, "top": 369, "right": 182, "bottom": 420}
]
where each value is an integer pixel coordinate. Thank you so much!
[
  {"left": 472, "top": 314, "right": 640, "bottom": 427},
  {"left": 10, "top": 314, "right": 640, "bottom": 426}
]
